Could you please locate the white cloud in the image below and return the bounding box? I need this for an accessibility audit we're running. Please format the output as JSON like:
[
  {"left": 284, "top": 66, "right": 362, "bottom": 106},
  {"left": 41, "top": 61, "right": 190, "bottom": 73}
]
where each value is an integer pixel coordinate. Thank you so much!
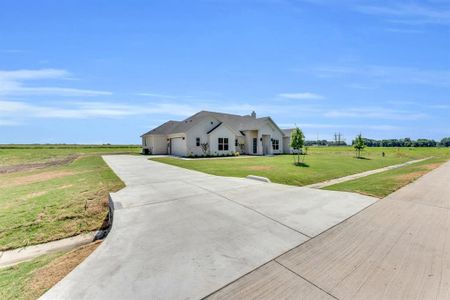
[
  {"left": 0, "top": 119, "right": 20, "bottom": 126},
  {"left": 0, "top": 69, "right": 111, "bottom": 96},
  {"left": 0, "top": 69, "right": 69, "bottom": 81},
  {"left": 313, "top": 65, "right": 450, "bottom": 87},
  {"left": 0, "top": 100, "right": 198, "bottom": 120},
  {"left": 135, "top": 92, "right": 177, "bottom": 99},
  {"left": 278, "top": 92, "right": 324, "bottom": 100},
  {"left": 355, "top": 3, "right": 450, "bottom": 25},
  {"left": 324, "top": 107, "right": 428, "bottom": 121}
]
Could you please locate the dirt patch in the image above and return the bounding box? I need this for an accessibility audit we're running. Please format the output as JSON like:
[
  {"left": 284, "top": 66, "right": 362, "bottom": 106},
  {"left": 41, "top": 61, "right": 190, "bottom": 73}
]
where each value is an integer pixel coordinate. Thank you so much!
[
  {"left": 25, "top": 241, "right": 101, "bottom": 299},
  {"left": 396, "top": 170, "right": 428, "bottom": 183},
  {"left": 396, "top": 163, "right": 443, "bottom": 183},
  {"left": 423, "top": 163, "right": 442, "bottom": 170},
  {"left": 0, "top": 170, "right": 78, "bottom": 188},
  {"left": 244, "top": 165, "right": 273, "bottom": 171},
  {"left": 0, "top": 155, "right": 79, "bottom": 174}
]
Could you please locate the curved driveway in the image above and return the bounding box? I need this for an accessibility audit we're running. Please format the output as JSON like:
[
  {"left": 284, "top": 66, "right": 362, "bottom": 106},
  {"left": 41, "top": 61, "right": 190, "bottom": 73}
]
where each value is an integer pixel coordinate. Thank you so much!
[{"left": 42, "top": 155, "right": 375, "bottom": 300}]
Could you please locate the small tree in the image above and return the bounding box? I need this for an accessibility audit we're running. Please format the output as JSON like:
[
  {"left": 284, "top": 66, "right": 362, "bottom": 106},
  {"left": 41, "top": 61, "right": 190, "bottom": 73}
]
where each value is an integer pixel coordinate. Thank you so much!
[
  {"left": 200, "top": 143, "right": 209, "bottom": 156},
  {"left": 290, "top": 127, "right": 305, "bottom": 165},
  {"left": 354, "top": 134, "right": 365, "bottom": 158}
]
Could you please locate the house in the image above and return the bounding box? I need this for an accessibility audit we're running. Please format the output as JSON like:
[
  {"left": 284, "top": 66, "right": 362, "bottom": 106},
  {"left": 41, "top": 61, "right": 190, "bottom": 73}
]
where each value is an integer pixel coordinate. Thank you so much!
[{"left": 141, "top": 111, "right": 292, "bottom": 157}]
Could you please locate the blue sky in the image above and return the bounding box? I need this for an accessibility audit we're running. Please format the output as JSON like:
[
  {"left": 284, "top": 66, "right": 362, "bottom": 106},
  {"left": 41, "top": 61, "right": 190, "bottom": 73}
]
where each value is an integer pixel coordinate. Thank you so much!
[{"left": 0, "top": 0, "right": 449, "bottom": 144}]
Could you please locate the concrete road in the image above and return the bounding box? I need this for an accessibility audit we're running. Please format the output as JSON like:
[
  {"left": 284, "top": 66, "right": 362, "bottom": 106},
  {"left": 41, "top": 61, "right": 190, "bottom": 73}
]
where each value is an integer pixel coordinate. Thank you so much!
[
  {"left": 210, "top": 160, "right": 450, "bottom": 300},
  {"left": 42, "top": 155, "right": 375, "bottom": 300}
]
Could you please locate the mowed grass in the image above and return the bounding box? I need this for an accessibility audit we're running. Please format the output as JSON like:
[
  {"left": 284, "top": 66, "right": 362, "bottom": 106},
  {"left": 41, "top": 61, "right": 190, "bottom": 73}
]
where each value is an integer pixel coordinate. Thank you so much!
[
  {"left": 0, "top": 145, "right": 140, "bottom": 167},
  {"left": 0, "top": 252, "right": 61, "bottom": 300},
  {"left": 151, "top": 147, "right": 450, "bottom": 186},
  {"left": 0, "top": 145, "right": 140, "bottom": 250},
  {"left": 324, "top": 156, "right": 449, "bottom": 198},
  {"left": 0, "top": 242, "right": 101, "bottom": 300}
]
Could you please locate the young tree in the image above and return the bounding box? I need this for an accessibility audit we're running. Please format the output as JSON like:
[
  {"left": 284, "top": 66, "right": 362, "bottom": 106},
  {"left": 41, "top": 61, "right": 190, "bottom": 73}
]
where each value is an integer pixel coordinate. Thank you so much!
[
  {"left": 354, "top": 134, "right": 366, "bottom": 158},
  {"left": 200, "top": 143, "right": 209, "bottom": 156},
  {"left": 290, "top": 127, "right": 305, "bottom": 165}
]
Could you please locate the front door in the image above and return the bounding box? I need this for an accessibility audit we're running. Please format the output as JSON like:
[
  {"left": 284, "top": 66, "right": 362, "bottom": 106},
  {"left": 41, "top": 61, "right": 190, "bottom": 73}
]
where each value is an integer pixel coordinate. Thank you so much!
[{"left": 252, "top": 138, "right": 257, "bottom": 154}]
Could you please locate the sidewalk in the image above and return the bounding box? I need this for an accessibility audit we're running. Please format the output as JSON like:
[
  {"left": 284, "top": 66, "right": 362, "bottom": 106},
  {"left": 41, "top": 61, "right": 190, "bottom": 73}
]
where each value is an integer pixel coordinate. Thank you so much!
[{"left": 305, "top": 157, "right": 431, "bottom": 189}]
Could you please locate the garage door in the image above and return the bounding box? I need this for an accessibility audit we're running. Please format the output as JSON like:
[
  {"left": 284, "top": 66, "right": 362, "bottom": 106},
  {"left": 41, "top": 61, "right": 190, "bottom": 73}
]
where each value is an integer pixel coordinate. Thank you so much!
[{"left": 170, "top": 137, "right": 185, "bottom": 156}]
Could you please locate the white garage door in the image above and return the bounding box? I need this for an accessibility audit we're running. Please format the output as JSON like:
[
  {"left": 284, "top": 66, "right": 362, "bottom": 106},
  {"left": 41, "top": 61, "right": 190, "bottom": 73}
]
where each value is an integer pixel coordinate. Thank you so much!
[{"left": 170, "top": 137, "right": 185, "bottom": 156}]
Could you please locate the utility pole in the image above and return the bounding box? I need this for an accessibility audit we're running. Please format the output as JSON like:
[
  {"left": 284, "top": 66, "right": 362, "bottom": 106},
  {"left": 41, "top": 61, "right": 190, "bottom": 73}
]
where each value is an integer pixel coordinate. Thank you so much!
[{"left": 334, "top": 132, "right": 342, "bottom": 145}]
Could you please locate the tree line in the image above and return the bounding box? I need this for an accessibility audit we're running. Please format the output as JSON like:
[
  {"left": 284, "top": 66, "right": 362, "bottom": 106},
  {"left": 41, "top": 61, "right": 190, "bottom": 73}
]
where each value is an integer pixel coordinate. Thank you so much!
[
  {"left": 355, "top": 137, "right": 450, "bottom": 147},
  {"left": 303, "top": 137, "right": 450, "bottom": 147}
]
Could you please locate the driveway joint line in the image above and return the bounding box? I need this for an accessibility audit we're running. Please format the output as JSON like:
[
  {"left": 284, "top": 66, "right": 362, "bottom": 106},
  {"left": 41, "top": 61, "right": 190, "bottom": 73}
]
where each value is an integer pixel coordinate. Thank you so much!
[
  {"left": 274, "top": 260, "right": 340, "bottom": 300},
  {"left": 187, "top": 180, "right": 313, "bottom": 239},
  {"left": 114, "top": 191, "right": 212, "bottom": 210}
]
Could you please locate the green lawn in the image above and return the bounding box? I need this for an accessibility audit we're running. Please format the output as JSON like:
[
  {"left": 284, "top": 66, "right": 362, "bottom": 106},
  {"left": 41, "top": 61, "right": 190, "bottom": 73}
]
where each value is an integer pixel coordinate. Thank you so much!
[
  {"left": 0, "top": 145, "right": 140, "bottom": 250},
  {"left": 0, "top": 145, "right": 139, "bottom": 299},
  {"left": 0, "top": 241, "right": 100, "bottom": 300},
  {"left": 151, "top": 147, "right": 450, "bottom": 186},
  {"left": 0, "top": 145, "right": 140, "bottom": 167},
  {"left": 324, "top": 156, "right": 449, "bottom": 198},
  {"left": 0, "top": 251, "right": 61, "bottom": 300}
]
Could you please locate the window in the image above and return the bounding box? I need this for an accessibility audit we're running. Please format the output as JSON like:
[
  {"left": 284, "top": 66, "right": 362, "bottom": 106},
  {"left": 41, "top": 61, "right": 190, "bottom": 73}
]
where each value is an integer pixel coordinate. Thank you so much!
[
  {"left": 218, "top": 138, "right": 229, "bottom": 151},
  {"left": 235, "top": 139, "right": 238, "bottom": 147},
  {"left": 196, "top": 137, "right": 200, "bottom": 146},
  {"left": 272, "top": 139, "right": 279, "bottom": 150}
]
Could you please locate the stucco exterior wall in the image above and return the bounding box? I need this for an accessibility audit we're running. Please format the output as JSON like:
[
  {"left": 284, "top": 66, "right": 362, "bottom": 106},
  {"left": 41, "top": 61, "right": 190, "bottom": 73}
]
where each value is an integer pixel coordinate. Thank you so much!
[
  {"left": 208, "top": 124, "right": 236, "bottom": 156},
  {"left": 248, "top": 121, "right": 285, "bottom": 155},
  {"left": 283, "top": 136, "right": 291, "bottom": 153},
  {"left": 185, "top": 117, "right": 222, "bottom": 156},
  {"left": 243, "top": 130, "right": 258, "bottom": 154},
  {"left": 142, "top": 135, "right": 168, "bottom": 154},
  {"left": 141, "top": 115, "right": 288, "bottom": 156}
]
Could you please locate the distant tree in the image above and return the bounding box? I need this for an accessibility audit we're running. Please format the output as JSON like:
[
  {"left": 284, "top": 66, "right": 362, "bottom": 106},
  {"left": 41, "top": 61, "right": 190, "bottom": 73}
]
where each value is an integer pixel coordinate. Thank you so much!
[
  {"left": 403, "top": 138, "right": 412, "bottom": 147},
  {"left": 200, "top": 143, "right": 209, "bottom": 156},
  {"left": 353, "top": 134, "right": 366, "bottom": 158},
  {"left": 441, "top": 137, "right": 450, "bottom": 147},
  {"left": 290, "top": 127, "right": 305, "bottom": 165}
]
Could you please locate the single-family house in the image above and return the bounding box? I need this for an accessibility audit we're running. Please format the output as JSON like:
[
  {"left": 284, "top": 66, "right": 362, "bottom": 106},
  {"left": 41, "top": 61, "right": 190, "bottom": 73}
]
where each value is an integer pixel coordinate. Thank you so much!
[{"left": 141, "top": 111, "right": 292, "bottom": 157}]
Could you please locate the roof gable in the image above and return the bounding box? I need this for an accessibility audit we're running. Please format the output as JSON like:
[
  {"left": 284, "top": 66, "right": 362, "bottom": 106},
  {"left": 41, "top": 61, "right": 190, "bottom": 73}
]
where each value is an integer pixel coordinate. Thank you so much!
[{"left": 141, "top": 110, "right": 285, "bottom": 137}]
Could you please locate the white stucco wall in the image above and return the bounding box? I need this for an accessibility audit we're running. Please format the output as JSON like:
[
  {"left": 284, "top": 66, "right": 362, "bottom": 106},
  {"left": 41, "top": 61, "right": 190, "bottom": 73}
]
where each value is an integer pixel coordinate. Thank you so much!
[
  {"left": 254, "top": 121, "right": 285, "bottom": 155},
  {"left": 185, "top": 117, "right": 222, "bottom": 156},
  {"left": 142, "top": 135, "right": 168, "bottom": 154},
  {"left": 243, "top": 130, "right": 258, "bottom": 155},
  {"left": 142, "top": 116, "right": 286, "bottom": 156},
  {"left": 208, "top": 124, "right": 236, "bottom": 156},
  {"left": 283, "top": 136, "right": 291, "bottom": 153}
]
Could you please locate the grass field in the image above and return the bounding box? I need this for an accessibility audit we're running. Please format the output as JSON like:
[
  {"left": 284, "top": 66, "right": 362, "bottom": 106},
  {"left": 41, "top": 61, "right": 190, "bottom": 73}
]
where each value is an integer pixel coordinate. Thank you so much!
[
  {"left": 0, "top": 145, "right": 139, "bottom": 167},
  {"left": 324, "top": 156, "right": 449, "bottom": 198},
  {"left": 0, "top": 145, "right": 140, "bottom": 250},
  {"left": 0, "top": 145, "right": 140, "bottom": 299},
  {"left": 151, "top": 147, "right": 450, "bottom": 187},
  {"left": 0, "top": 242, "right": 100, "bottom": 300}
]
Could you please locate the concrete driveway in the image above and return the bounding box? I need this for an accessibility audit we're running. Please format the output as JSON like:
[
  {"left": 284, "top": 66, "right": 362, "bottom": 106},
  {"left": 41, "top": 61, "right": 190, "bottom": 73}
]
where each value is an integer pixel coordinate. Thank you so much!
[
  {"left": 42, "top": 155, "right": 375, "bottom": 300},
  {"left": 210, "top": 161, "right": 450, "bottom": 300}
]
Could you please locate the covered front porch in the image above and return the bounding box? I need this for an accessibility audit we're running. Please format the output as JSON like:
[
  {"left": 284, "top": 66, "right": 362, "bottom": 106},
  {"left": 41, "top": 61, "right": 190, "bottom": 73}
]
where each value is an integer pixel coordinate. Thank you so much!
[{"left": 241, "top": 130, "right": 276, "bottom": 156}]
